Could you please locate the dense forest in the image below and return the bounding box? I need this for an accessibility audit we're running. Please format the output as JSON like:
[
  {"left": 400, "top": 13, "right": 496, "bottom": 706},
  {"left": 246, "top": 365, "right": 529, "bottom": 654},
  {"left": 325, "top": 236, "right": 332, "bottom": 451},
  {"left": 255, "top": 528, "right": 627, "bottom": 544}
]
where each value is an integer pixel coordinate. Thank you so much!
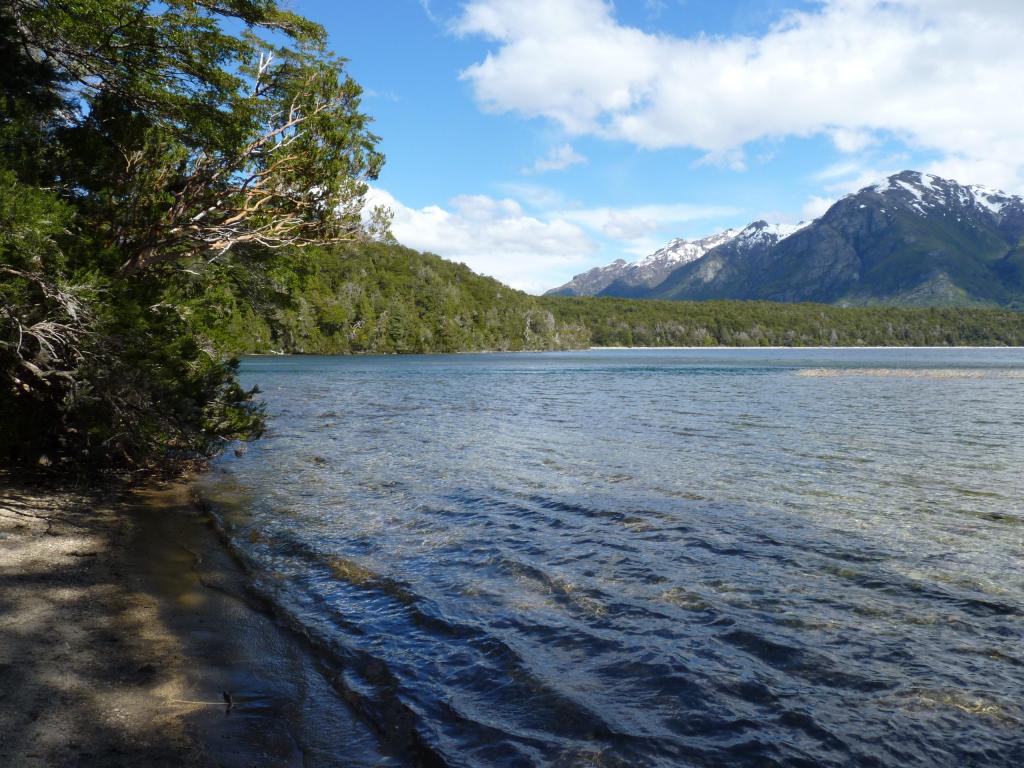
[
  {"left": 183, "top": 242, "right": 589, "bottom": 354},
  {"left": 189, "top": 240, "right": 1024, "bottom": 354},
  {"left": 541, "top": 296, "right": 1024, "bottom": 348}
]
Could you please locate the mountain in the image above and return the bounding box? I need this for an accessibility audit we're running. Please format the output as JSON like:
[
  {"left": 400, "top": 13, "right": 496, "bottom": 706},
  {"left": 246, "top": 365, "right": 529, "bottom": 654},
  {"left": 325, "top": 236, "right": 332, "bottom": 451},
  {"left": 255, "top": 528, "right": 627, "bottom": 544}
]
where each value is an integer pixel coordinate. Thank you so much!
[
  {"left": 650, "top": 220, "right": 809, "bottom": 301},
  {"left": 545, "top": 229, "right": 739, "bottom": 296},
  {"left": 653, "top": 171, "right": 1024, "bottom": 306},
  {"left": 549, "top": 171, "right": 1024, "bottom": 308}
]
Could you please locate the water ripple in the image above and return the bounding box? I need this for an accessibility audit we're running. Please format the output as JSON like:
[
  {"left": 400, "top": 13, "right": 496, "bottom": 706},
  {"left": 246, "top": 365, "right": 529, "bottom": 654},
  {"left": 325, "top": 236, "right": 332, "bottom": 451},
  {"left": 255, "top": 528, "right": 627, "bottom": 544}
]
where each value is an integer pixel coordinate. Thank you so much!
[{"left": 201, "top": 348, "right": 1024, "bottom": 767}]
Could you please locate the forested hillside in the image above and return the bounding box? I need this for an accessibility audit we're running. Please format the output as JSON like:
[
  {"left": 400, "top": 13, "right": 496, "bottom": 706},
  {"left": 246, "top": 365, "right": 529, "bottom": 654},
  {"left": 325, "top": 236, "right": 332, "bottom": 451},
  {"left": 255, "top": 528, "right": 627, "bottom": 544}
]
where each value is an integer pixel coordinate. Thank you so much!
[
  {"left": 540, "top": 296, "right": 1024, "bottom": 348},
  {"left": 183, "top": 243, "right": 589, "bottom": 354},
  {"left": 182, "top": 241, "right": 1024, "bottom": 353}
]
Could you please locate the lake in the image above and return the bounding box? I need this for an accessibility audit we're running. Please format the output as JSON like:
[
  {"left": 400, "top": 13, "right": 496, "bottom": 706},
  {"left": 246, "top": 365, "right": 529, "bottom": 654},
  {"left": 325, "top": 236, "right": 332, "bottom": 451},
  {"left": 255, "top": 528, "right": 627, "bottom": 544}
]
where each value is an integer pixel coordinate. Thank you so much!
[{"left": 199, "top": 348, "right": 1024, "bottom": 767}]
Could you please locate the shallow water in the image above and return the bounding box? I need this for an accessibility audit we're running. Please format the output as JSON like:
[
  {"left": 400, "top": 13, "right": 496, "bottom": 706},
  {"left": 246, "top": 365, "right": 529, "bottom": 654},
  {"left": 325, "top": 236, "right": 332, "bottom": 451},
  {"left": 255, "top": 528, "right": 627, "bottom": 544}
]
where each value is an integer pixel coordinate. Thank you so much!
[{"left": 200, "top": 348, "right": 1024, "bottom": 767}]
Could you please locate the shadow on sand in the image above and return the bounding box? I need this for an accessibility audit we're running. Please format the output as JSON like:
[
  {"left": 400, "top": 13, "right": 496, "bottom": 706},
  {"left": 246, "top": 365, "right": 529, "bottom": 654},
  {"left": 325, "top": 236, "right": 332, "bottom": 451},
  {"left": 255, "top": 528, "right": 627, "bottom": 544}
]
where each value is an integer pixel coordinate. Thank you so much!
[{"left": 0, "top": 479, "right": 402, "bottom": 768}]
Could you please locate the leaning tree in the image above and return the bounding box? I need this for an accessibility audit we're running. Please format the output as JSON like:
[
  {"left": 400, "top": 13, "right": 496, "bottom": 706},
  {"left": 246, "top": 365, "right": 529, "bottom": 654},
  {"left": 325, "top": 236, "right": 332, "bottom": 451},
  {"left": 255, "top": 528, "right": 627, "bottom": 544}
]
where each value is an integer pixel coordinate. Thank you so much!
[{"left": 0, "top": 0, "right": 388, "bottom": 470}]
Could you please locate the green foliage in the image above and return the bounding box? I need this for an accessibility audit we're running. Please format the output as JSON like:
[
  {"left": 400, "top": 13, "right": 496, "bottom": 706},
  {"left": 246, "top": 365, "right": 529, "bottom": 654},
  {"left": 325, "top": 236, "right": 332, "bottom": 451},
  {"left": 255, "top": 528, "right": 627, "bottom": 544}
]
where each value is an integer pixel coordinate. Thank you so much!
[
  {"left": 184, "top": 242, "right": 590, "bottom": 354},
  {"left": 1, "top": 0, "right": 383, "bottom": 472},
  {"left": 0, "top": 167, "right": 72, "bottom": 271},
  {"left": 5, "top": 0, "right": 385, "bottom": 276},
  {"left": 541, "top": 296, "right": 1024, "bottom": 348},
  {"left": 183, "top": 239, "right": 1024, "bottom": 357},
  {"left": 4, "top": 0, "right": 1021, "bottom": 476}
]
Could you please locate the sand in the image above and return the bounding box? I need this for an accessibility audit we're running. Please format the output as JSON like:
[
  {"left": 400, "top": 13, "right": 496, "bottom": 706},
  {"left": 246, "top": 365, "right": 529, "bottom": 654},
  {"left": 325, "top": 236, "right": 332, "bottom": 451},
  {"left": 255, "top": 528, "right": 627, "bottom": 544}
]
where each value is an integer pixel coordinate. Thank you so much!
[
  {"left": 0, "top": 478, "right": 395, "bottom": 768},
  {"left": 0, "top": 481, "right": 208, "bottom": 766}
]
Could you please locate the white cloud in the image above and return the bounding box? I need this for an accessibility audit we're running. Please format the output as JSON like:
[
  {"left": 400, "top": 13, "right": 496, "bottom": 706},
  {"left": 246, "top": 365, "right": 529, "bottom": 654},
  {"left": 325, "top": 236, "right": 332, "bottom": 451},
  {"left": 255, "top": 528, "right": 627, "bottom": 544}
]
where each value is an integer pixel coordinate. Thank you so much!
[
  {"left": 811, "top": 153, "right": 911, "bottom": 197},
  {"left": 366, "top": 188, "right": 597, "bottom": 294},
  {"left": 522, "top": 143, "right": 587, "bottom": 174},
  {"left": 813, "top": 160, "right": 867, "bottom": 182},
  {"left": 802, "top": 195, "right": 834, "bottom": 220},
  {"left": 418, "top": 0, "right": 438, "bottom": 23},
  {"left": 455, "top": 0, "right": 1024, "bottom": 192},
  {"left": 621, "top": 236, "right": 666, "bottom": 258},
  {"left": 694, "top": 148, "right": 747, "bottom": 172},
  {"left": 830, "top": 128, "right": 876, "bottom": 154},
  {"left": 366, "top": 188, "right": 738, "bottom": 293},
  {"left": 559, "top": 202, "right": 740, "bottom": 240},
  {"left": 493, "top": 181, "right": 573, "bottom": 210},
  {"left": 823, "top": 167, "right": 900, "bottom": 195}
]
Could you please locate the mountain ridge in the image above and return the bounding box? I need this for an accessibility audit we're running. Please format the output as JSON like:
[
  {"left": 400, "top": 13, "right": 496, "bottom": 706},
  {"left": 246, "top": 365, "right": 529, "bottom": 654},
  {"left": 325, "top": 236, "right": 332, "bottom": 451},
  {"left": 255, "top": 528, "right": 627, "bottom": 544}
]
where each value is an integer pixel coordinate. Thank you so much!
[
  {"left": 547, "top": 171, "right": 1024, "bottom": 308},
  {"left": 545, "top": 229, "right": 741, "bottom": 297}
]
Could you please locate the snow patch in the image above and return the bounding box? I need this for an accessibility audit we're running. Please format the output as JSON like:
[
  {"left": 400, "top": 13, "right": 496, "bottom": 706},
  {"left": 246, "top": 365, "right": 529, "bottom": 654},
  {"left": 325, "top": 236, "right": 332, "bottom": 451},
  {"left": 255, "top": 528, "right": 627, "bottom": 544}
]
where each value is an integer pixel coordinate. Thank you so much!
[
  {"left": 737, "top": 221, "right": 808, "bottom": 245},
  {"left": 896, "top": 179, "right": 925, "bottom": 202},
  {"left": 635, "top": 228, "right": 741, "bottom": 269},
  {"left": 861, "top": 171, "right": 1023, "bottom": 220},
  {"left": 968, "top": 184, "right": 1021, "bottom": 217}
]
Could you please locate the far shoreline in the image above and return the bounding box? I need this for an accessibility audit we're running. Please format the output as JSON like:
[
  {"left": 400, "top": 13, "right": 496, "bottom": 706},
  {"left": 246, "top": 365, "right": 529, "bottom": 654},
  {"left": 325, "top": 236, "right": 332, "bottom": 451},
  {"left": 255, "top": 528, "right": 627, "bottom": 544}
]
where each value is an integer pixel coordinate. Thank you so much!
[
  {"left": 242, "top": 345, "right": 1024, "bottom": 358},
  {"left": 587, "top": 345, "right": 1024, "bottom": 350}
]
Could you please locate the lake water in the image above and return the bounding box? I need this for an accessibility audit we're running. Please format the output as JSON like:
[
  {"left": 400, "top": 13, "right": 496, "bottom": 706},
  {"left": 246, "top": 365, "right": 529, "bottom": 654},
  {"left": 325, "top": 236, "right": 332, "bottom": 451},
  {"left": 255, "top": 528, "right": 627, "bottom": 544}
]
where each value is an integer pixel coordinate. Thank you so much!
[{"left": 199, "top": 349, "right": 1024, "bottom": 767}]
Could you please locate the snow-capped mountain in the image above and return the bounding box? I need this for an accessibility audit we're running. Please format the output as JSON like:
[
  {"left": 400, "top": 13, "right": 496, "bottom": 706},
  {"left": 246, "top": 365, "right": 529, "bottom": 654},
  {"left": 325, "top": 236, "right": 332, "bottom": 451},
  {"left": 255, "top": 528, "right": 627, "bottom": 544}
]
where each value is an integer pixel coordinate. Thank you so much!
[
  {"left": 649, "top": 171, "right": 1024, "bottom": 306},
  {"left": 647, "top": 219, "right": 811, "bottom": 301},
  {"left": 635, "top": 229, "right": 740, "bottom": 271},
  {"left": 545, "top": 229, "right": 739, "bottom": 297},
  {"left": 865, "top": 171, "right": 1024, "bottom": 222},
  {"left": 546, "top": 171, "right": 1024, "bottom": 307},
  {"left": 544, "top": 258, "right": 630, "bottom": 297},
  {"left": 729, "top": 220, "right": 808, "bottom": 246}
]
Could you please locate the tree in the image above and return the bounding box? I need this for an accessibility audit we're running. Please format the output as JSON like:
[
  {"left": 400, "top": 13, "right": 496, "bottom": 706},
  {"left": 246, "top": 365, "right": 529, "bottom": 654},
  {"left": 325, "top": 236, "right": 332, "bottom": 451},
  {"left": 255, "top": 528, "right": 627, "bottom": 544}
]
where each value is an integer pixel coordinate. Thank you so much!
[{"left": 0, "top": 0, "right": 388, "bottom": 471}]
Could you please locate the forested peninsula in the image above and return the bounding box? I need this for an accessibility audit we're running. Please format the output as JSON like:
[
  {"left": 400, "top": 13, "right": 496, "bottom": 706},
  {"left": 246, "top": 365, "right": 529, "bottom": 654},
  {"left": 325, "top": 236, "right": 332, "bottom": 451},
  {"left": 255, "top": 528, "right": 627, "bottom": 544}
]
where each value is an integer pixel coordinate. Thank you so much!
[{"left": 193, "top": 240, "right": 1024, "bottom": 355}]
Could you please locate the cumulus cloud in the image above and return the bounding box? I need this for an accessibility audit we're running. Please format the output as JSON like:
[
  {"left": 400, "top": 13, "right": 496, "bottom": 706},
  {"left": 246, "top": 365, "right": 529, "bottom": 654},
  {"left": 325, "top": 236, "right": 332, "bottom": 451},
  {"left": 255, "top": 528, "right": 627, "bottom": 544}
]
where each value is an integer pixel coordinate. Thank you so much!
[
  {"left": 522, "top": 143, "right": 587, "bottom": 174},
  {"left": 366, "top": 188, "right": 737, "bottom": 293},
  {"left": 801, "top": 196, "right": 834, "bottom": 220},
  {"left": 366, "top": 188, "right": 597, "bottom": 293},
  {"left": 830, "top": 128, "right": 877, "bottom": 155},
  {"left": 559, "top": 203, "right": 740, "bottom": 240},
  {"left": 455, "top": 0, "right": 1024, "bottom": 191}
]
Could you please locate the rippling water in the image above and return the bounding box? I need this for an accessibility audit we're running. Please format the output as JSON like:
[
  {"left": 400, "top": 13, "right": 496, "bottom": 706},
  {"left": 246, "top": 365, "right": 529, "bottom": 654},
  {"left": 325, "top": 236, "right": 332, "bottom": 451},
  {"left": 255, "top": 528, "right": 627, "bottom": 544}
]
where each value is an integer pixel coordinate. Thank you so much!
[{"left": 199, "top": 349, "right": 1024, "bottom": 767}]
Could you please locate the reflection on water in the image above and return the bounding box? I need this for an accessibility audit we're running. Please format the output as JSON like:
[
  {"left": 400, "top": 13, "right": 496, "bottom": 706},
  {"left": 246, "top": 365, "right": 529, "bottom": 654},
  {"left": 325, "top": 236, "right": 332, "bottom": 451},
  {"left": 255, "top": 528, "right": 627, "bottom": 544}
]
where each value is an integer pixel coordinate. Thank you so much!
[{"left": 199, "top": 348, "right": 1024, "bottom": 767}]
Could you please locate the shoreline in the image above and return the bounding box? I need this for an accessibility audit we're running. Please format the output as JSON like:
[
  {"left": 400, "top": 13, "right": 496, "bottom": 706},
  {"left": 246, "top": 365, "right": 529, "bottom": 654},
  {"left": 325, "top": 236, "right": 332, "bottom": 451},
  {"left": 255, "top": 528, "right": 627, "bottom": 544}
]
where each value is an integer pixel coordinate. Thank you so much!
[
  {"left": 0, "top": 478, "right": 394, "bottom": 767},
  {"left": 244, "top": 344, "right": 1024, "bottom": 358},
  {"left": 587, "top": 345, "right": 1024, "bottom": 350}
]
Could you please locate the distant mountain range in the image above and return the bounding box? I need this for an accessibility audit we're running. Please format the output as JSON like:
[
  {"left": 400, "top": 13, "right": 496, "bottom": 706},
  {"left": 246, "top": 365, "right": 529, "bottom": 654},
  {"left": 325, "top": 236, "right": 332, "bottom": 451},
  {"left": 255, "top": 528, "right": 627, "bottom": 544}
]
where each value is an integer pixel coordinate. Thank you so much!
[
  {"left": 546, "top": 171, "right": 1024, "bottom": 308},
  {"left": 547, "top": 229, "right": 739, "bottom": 297}
]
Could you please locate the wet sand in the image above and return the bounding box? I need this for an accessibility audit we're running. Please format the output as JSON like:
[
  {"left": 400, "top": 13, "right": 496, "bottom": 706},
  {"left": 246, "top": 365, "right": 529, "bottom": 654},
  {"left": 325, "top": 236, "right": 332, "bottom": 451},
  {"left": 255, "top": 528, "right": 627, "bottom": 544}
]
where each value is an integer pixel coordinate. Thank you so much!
[{"left": 0, "top": 478, "right": 397, "bottom": 767}]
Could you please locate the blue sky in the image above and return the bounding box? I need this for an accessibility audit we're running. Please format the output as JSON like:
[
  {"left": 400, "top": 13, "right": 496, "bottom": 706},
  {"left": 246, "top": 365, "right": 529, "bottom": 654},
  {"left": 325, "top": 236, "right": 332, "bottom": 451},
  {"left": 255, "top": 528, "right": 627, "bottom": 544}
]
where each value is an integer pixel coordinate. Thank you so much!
[{"left": 291, "top": 1, "right": 1024, "bottom": 293}]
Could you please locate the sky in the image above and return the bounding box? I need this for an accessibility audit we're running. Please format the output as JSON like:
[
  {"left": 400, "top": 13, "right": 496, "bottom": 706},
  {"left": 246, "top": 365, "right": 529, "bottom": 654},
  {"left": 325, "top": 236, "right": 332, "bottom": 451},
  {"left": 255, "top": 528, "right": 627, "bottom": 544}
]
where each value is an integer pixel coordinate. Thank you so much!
[{"left": 291, "top": 0, "right": 1024, "bottom": 293}]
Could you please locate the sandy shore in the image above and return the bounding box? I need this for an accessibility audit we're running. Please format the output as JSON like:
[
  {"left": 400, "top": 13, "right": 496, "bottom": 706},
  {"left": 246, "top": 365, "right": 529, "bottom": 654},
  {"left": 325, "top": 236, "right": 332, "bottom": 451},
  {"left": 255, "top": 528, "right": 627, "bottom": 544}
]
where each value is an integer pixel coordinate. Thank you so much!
[{"left": 0, "top": 478, "right": 395, "bottom": 768}]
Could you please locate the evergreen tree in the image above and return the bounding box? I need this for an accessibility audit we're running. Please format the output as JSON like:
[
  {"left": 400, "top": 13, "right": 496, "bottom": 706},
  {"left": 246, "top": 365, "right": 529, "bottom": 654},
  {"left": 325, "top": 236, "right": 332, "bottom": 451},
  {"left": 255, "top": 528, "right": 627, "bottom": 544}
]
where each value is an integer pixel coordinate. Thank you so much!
[{"left": 0, "top": 0, "right": 386, "bottom": 471}]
